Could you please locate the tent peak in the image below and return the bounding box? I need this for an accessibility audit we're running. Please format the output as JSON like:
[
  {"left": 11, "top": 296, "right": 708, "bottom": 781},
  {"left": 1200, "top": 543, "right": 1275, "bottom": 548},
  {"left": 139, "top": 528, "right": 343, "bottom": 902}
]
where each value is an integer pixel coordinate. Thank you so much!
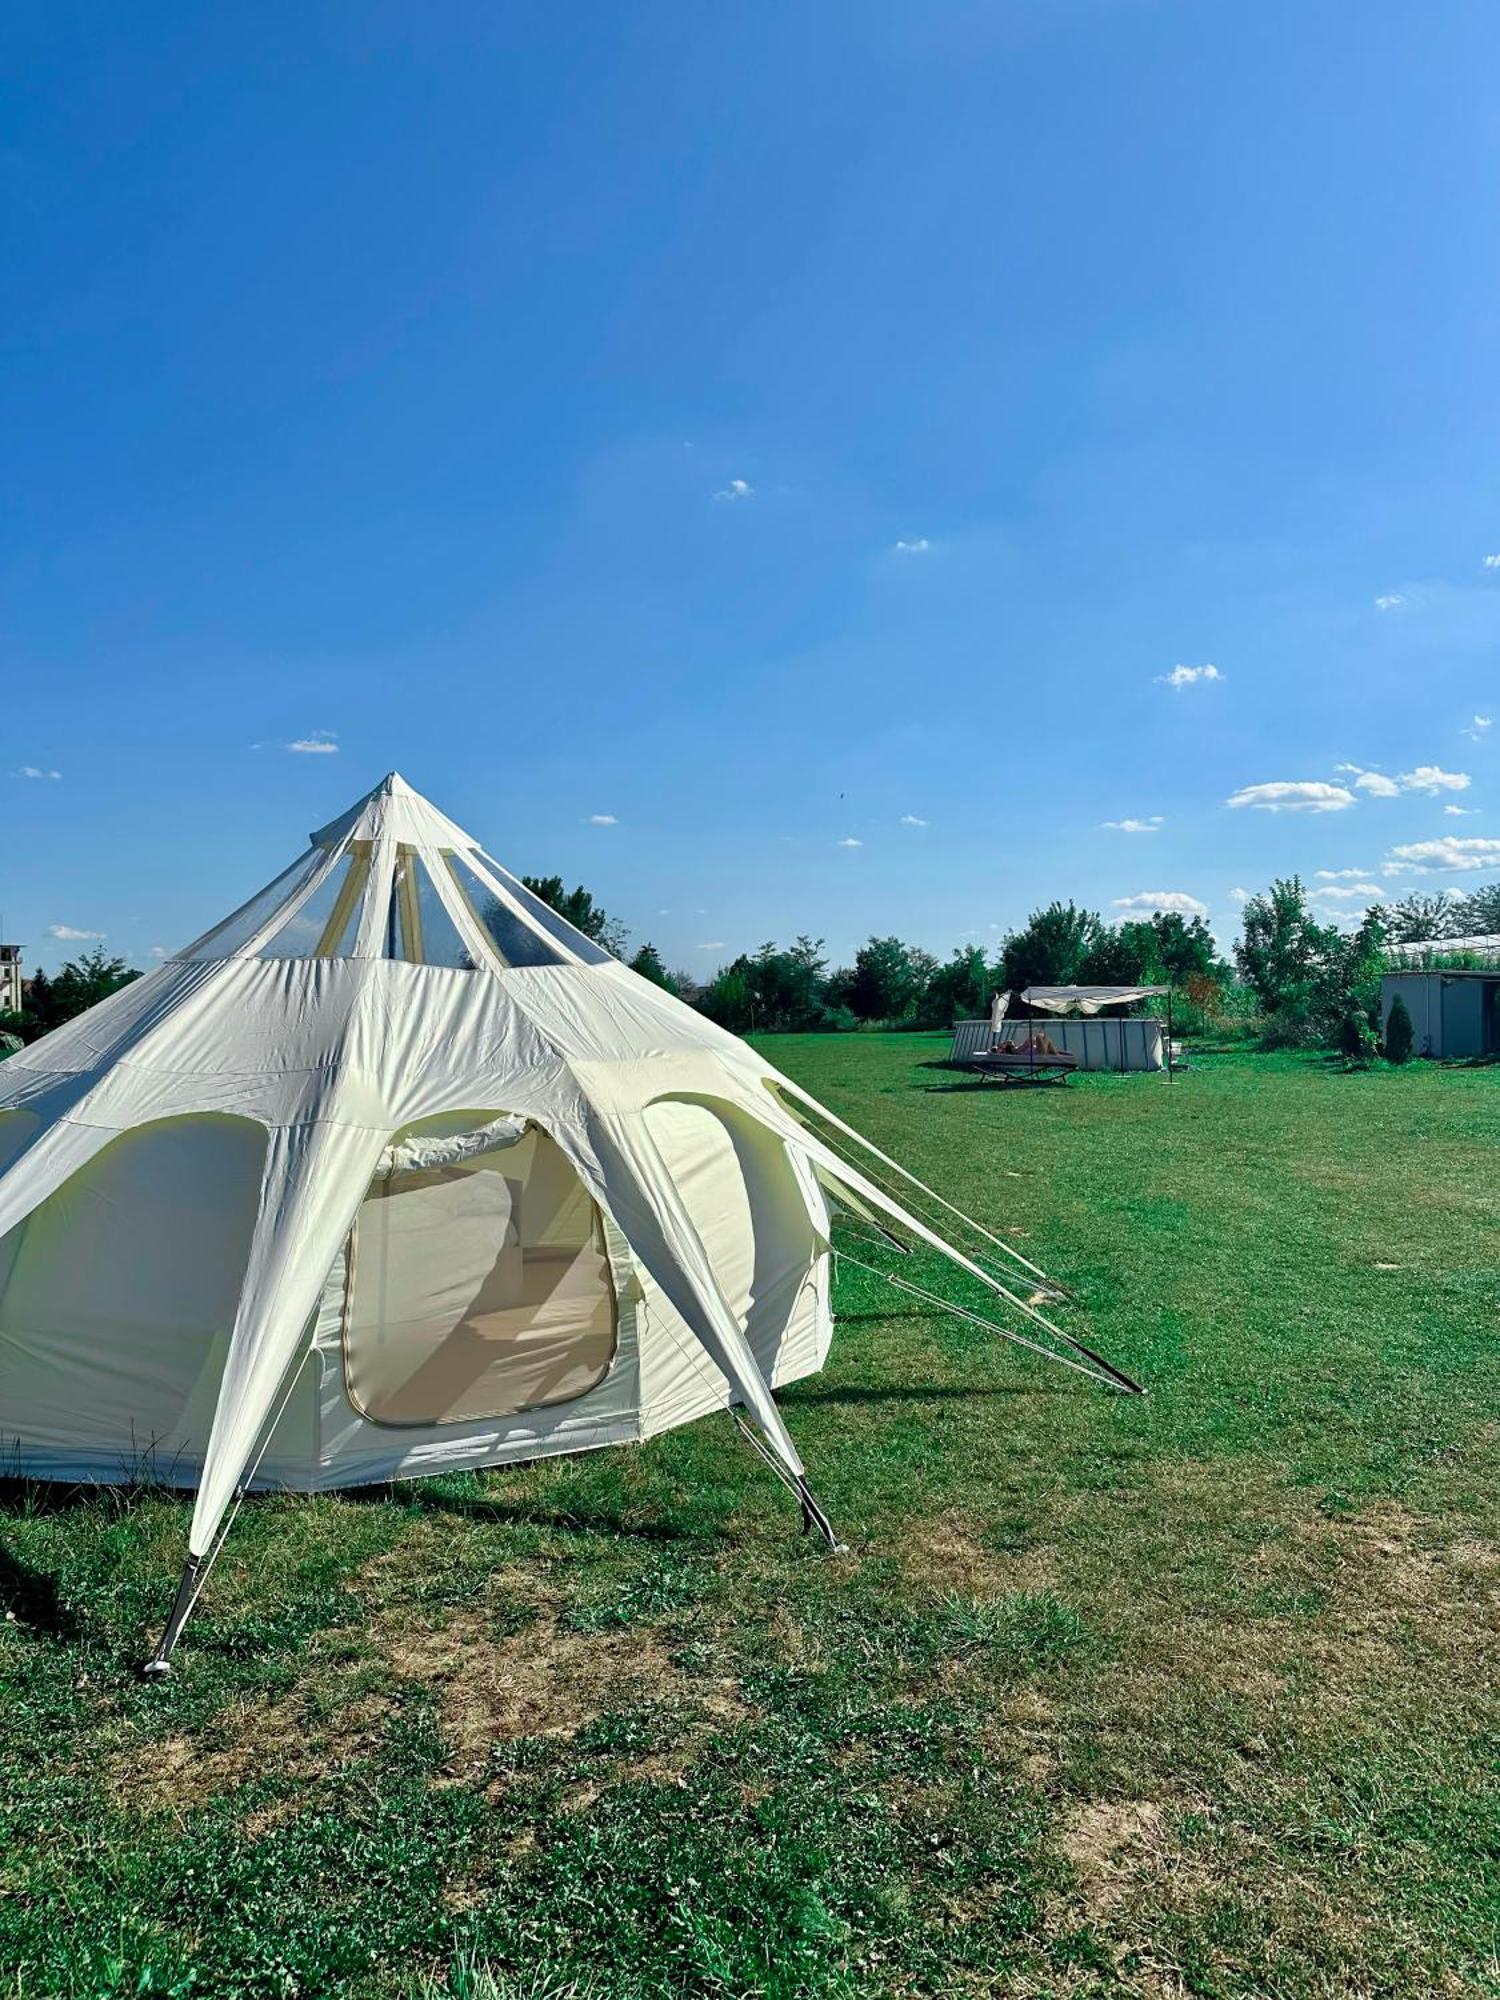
[{"left": 311, "top": 772, "right": 483, "bottom": 853}]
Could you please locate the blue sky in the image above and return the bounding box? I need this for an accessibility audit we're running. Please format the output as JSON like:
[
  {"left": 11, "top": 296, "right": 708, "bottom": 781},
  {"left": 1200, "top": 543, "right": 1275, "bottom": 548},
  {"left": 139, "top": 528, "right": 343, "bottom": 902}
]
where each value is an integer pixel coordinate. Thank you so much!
[{"left": 5, "top": 1, "right": 1499, "bottom": 976}]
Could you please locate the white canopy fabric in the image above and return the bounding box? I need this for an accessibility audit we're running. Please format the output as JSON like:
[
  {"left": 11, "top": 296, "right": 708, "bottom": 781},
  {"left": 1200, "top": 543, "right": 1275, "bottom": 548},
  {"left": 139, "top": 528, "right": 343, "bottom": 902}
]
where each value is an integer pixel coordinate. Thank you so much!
[
  {"left": 1021, "top": 984, "right": 1168, "bottom": 1016},
  {"left": 0, "top": 774, "right": 1116, "bottom": 1668}
]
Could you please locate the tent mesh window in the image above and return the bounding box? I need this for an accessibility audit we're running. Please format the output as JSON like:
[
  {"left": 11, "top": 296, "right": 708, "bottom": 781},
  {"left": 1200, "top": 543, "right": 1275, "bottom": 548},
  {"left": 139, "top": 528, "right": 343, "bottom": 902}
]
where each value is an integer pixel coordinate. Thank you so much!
[
  {"left": 342, "top": 1126, "right": 618, "bottom": 1426},
  {"left": 443, "top": 855, "right": 568, "bottom": 969},
  {"left": 259, "top": 845, "right": 372, "bottom": 959},
  {"left": 477, "top": 854, "right": 615, "bottom": 964},
  {"left": 184, "top": 850, "right": 327, "bottom": 960}
]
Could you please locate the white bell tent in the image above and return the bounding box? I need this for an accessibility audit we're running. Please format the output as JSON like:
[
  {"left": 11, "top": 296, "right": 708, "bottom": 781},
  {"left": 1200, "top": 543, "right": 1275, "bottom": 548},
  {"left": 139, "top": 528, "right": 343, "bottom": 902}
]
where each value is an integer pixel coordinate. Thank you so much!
[{"left": 0, "top": 775, "right": 1138, "bottom": 1670}]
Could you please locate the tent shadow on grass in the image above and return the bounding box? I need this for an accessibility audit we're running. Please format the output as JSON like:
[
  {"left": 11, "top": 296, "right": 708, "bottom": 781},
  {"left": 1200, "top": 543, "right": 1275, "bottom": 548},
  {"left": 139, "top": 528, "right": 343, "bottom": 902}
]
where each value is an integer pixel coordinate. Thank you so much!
[
  {"left": 0, "top": 1543, "right": 80, "bottom": 1640},
  {"left": 788, "top": 1381, "right": 1037, "bottom": 1408},
  {"left": 347, "top": 1480, "right": 700, "bottom": 1543}
]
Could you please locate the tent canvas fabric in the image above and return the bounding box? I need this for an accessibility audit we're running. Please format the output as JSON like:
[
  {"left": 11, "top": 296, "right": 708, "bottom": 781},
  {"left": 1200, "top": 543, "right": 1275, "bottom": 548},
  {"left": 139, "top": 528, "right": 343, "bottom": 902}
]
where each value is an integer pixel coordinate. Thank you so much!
[{"left": 0, "top": 775, "right": 1132, "bottom": 1669}]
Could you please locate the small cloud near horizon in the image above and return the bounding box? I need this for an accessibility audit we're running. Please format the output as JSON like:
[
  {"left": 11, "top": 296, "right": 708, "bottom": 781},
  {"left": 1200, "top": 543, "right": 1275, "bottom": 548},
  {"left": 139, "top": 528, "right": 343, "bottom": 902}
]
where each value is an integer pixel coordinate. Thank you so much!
[
  {"left": 1101, "top": 816, "right": 1163, "bottom": 833},
  {"left": 18, "top": 765, "right": 62, "bottom": 780},
  {"left": 893, "top": 538, "right": 931, "bottom": 554},
  {"left": 1375, "top": 594, "right": 1405, "bottom": 611},
  {"left": 713, "top": 478, "right": 753, "bottom": 501},
  {"left": 287, "top": 730, "right": 338, "bottom": 755},
  {"left": 1158, "top": 663, "right": 1223, "bottom": 691},
  {"left": 49, "top": 923, "right": 104, "bottom": 941},
  {"left": 1227, "top": 780, "right": 1354, "bottom": 814},
  {"left": 585, "top": 813, "right": 618, "bottom": 826},
  {"left": 837, "top": 836, "right": 863, "bottom": 848},
  {"left": 1445, "top": 805, "right": 1480, "bottom": 816},
  {"left": 1228, "top": 887, "right": 1249, "bottom": 903},
  {"left": 697, "top": 940, "right": 726, "bottom": 950},
  {"left": 1113, "top": 890, "right": 1208, "bottom": 919},
  {"left": 1316, "top": 867, "right": 1375, "bottom": 880},
  {"left": 899, "top": 814, "right": 927, "bottom": 827},
  {"left": 1464, "top": 714, "right": 1491, "bottom": 742}
]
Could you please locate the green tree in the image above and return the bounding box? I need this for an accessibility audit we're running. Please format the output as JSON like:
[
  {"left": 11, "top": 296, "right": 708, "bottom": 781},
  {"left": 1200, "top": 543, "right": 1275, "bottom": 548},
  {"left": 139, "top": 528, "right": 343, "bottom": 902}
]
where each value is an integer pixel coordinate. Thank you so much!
[
  {"left": 918, "top": 944, "right": 995, "bottom": 1028},
  {"left": 1452, "top": 881, "right": 1500, "bottom": 935},
  {"left": 42, "top": 950, "right": 141, "bottom": 1029},
  {"left": 627, "top": 942, "right": 678, "bottom": 993},
  {"left": 998, "top": 903, "right": 1102, "bottom": 994},
  {"left": 1385, "top": 992, "right": 1415, "bottom": 1063},
  {"left": 1377, "top": 890, "right": 1465, "bottom": 944},
  {"left": 1235, "top": 878, "right": 1338, "bottom": 1018},
  {"left": 846, "top": 936, "right": 930, "bottom": 1023}
]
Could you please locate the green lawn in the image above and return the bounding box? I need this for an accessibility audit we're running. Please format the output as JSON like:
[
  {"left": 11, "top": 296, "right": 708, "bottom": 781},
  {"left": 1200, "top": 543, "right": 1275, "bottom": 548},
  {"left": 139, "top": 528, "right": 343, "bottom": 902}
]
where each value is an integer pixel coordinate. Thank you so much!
[{"left": 5, "top": 1042, "right": 1500, "bottom": 1998}]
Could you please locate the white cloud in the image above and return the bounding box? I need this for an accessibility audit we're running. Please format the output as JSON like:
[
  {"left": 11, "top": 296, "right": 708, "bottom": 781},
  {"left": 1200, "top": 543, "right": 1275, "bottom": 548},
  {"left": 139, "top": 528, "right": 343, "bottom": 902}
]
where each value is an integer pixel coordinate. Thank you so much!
[
  {"left": 1399, "top": 764, "right": 1470, "bottom": 794},
  {"left": 1375, "top": 594, "right": 1405, "bottom": 611},
  {"left": 1482, "top": 554, "right": 1500, "bottom": 570},
  {"left": 1444, "top": 805, "right": 1479, "bottom": 817},
  {"left": 148, "top": 945, "right": 168, "bottom": 958},
  {"left": 837, "top": 836, "right": 863, "bottom": 848},
  {"left": 1101, "top": 816, "right": 1163, "bottom": 833},
  {"left": 1464, "top": 714, "right": 1492, "bottom": 742},
  {"left": 1229, "top": 886, "right": 1249, "bottom": 903},
  {"left": 1226, "top": 780, "right": 1355, "bottom": 813},
  {"left": 697, "top": 940, "right": 726, "bottom": 950},
  {"left": 585, "top": 813, "right": 618, "bottom": 826},
  {"left": 1158, "top": 663, "right": 1223, "bottom": 690},
  {"left": 18, "top": 766, "right": 61, "bottom": 780},
  {"left": 1113, "top": 890, "right": 1209, "bottom": 919},
  {"left": 1336, "top": 763, "right": 1400, "bottom": 797},
  {"left": 48, "top": 923, "right": 104, "bottom": 941},
  {"left": 1315, "top": 867, "right": 1375, "bottom": 880},
  {"left": 899, "top": 814, "right": 928, "bottom": 827},
  {"left": 1383, "top": 837, "right": 1500, "bottom": 875},
  {"left": 1309, "top": 882, "right": 1383, "bottom": 902},
  {"left": 893, "top": 538, "right": 931, "bottom": 554},
  {"left": 287, "top": 730, "right": 338, "bottom": 755},
  {"left": 713, "top": 478, "right": 753, "bottom": 501}
]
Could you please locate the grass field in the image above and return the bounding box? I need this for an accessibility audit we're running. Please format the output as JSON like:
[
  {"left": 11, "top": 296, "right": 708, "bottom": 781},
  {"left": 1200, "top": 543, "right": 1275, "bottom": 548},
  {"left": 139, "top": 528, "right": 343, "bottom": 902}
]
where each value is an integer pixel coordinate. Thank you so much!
[{"left": 5, "top": 1041, "right": 1500, "bottom": 1998}]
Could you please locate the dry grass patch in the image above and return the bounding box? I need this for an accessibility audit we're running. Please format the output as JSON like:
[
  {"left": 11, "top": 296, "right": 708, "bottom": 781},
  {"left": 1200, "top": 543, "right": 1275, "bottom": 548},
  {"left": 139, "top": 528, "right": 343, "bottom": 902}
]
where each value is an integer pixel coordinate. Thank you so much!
[
  {"left": 901, "top": 1508, "right": 1054, "bottom": 1602},
  {"left": 111, "top": 1535, "right": 755, "bottom": 1815}
]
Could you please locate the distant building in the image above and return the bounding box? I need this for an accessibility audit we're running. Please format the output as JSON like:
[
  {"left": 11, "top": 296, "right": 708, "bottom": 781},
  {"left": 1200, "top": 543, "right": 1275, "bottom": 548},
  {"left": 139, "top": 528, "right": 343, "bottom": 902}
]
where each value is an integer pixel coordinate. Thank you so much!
[
  {"left": 1382, "top": 969, "right": 1500, "bottom": 1059},
  {"left": 0, "top": 945, "right": 22, "bottom": 1017}
]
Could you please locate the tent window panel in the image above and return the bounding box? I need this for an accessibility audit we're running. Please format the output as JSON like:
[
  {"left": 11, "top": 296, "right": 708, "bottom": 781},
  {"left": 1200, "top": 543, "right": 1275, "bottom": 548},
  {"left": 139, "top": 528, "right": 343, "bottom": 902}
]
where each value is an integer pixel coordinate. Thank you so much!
[
  {"left": 260, "top": 847, "right": 370, "bottom": 959},
  {"left": 382, "top": 852, "right": 477, "bottom": 968},
  {"left": 414, "top": 860, "right": 476, "bottom": 968},
  {"left": 444, "top": 857, "right": 566, "bottom": 970},
  {"left": 184, "top": 850, "right": 326, "bottom": 960},
  {"left": 343, "top": 1127, "right": 616, "bottom": 1426},
  {"left": 476, "top": 855, "right": 614, "bottom": 965}
]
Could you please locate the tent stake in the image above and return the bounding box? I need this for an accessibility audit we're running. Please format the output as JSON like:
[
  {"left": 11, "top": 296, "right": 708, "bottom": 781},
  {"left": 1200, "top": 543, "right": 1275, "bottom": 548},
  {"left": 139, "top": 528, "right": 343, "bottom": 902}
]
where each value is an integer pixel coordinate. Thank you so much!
[
  {"left": 795, "top": 1476, "right": 847, "bottom": 1553},
  {"left": 141, "top": 1555, "right": 207, "bottom": 1678}
]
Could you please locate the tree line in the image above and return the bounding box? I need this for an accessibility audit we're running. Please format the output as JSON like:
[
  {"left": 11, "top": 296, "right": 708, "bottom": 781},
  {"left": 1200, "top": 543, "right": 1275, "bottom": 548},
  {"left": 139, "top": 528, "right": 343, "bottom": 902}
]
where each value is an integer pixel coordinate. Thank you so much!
[{"left": 4, "top": 870, "right": 1496, "bottom": 1056}]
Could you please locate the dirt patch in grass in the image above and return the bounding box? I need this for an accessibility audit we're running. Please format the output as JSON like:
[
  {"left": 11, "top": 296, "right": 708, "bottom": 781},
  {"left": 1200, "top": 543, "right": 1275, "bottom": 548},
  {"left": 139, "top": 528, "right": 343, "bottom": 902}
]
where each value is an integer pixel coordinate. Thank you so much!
[
  {"left": 113, "top": 1685, "right": 399, "bottom": 1816},
  {"left": 1060, "top": 1797, "right": 1166, "bottom": 1911},
  {"left": 111, "top": 1548, "right": 752, "bottom": 1814},
  {"left": 388, "top": 1603, "right": 749, "bottom": 1784}
]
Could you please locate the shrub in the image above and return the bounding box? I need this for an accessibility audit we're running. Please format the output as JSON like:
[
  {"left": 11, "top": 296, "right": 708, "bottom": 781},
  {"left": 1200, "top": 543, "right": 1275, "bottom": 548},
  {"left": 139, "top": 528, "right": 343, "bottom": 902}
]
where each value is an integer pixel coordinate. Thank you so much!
[
  {"left": 1384, "top": 993, "right": 1415, "bottom": 1063},
  {"left": 1339, "top": 1009, "right": 1378, "bottom": 1066}
]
